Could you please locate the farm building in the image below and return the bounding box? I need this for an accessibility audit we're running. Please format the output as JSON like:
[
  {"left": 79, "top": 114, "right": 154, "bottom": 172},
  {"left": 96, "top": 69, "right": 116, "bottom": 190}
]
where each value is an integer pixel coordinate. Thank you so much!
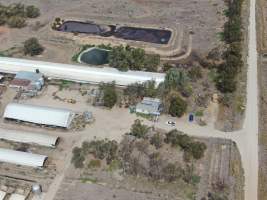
[
  {"left": 0, "top": 57, "right": 165, "bottom": 87},
  {"left": 9, "top": 71, "right": 44, "bottom": 93},
  {"left": 3, "top": 103, "right": 75, "bottom": 129},
  {"left": 0, "top": 148, "right": 47, "bottom": 168},
  {"left": 0, "top": 129, "right": 59, "bottom": 148},
  {"left": 136, "top": 97, "right": 162, "bottom": 116}
]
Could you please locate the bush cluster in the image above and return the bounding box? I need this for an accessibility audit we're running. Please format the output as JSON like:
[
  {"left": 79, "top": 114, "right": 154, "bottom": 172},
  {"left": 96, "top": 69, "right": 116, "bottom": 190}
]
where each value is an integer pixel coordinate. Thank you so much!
[
  {"left": 165, "top": 129, "right": 207, "bottom": 160},
  {"left": 129, "top": 119, "right": 149, "bottom": 139},
  {"left": 0, "top": 3, "right": 40, "bottom": 28},
  {"left": 109, "top": 45, "right": 160, "bottom": 72},
  {"left": 124, "top": 80, "right": 158, "bottom": 104},
  {"left": 82, "top": 140, "right": 118, "bottom": 164},
  {"left": 23, "top": 37, "right": 44, "bottom": 56},
  {"left": 215, "top": 0, "right": 244, "bottom": 93}
]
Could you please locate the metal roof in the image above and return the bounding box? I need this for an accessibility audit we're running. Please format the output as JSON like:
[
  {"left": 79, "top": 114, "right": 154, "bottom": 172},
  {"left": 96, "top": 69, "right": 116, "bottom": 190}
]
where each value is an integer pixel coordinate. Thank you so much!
[
  {"left": 0, "top": 57, "right": 165, "bottom": 87},
  {"left": 15, "top": 71, "right": 43, "bottom": 82},
  {"left": 136, "top": 97, "right": 161, "bottom": 115},
  {"left": 9, "top": 194, "right": 26, "bottom": 200},
  {"left": 4, "top": 103, "right": 75, "bottom": 128},
  {"left": 10, "top": 79, "right": 31, "bottom": 87},
  {"left": 0, "top": 148, "right": 47, "bottom": 168},
  {"left": 0, "top": 128, "right": 59, "bottom": 148},
  {"left": 0, "top": 191, "right": 6, "bottom": 200}
]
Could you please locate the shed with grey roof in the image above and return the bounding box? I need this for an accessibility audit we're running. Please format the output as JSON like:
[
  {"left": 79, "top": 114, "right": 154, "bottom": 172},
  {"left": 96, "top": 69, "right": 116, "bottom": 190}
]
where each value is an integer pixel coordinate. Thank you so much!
[
  {"left": 136, "top": 97, "right": 162, "bottom": 116},
  {"left": 9, "top": 71, "right": 44, "bottom": 92}
]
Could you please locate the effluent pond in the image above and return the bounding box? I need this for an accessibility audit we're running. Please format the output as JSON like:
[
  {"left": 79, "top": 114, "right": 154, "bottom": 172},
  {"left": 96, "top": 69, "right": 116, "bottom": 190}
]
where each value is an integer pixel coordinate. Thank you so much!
[{"left": 57, "top": 21, "right": 171, "bottom": 44}]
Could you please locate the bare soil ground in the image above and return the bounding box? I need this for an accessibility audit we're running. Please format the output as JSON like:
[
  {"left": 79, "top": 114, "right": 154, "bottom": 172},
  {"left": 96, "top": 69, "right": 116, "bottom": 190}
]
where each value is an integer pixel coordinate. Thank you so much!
[{"left": 0, "top": 0, "right": 225, "bottom": 63}]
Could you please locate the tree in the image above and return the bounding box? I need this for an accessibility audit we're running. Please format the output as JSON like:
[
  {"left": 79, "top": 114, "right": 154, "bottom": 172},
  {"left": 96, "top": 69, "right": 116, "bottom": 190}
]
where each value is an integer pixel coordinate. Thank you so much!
[
  {"left": 109, "top": 45, "right": 129, "bottom": 71},
  {"left": 169, "top": 95, "right": 187, "bottom": 117},
  {"left": 144, "top": 80, "right": 158, "bottom": 97},
  {"left": 26, "top": 5, "right": 40, "bottom": 18},
  {"left": 130, "top": 119, "right": 149, "bottom": 138},
  {"left": 100, "top": 82, "right": 117, "bottom": 108},
  {"left": 144, "top": 54, "right": 160, "bottom": 72},
  {"left": 165, "top": 68, "right": 185, "bottom": 88},
  {"left": 190, "top": 141, "right": 207, "bottom": 160},
  {"left": 23, "top": 37, "right": 44, "bottom": 56}
]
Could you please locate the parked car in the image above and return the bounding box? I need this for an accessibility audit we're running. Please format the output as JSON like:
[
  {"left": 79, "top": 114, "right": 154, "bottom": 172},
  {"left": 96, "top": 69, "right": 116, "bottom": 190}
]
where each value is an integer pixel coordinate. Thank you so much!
[{"left": 166, "top": 121, "right": 176, "bottom": 126}]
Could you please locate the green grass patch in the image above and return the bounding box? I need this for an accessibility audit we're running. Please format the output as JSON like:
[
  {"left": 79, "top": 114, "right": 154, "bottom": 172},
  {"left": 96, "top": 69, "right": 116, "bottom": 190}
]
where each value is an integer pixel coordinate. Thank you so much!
[
  {"left": 195, "top": 110, "right": 204, "bottom": 117},
  {"left": 80, "top": 177, "right": 98, "bottom": 184}
]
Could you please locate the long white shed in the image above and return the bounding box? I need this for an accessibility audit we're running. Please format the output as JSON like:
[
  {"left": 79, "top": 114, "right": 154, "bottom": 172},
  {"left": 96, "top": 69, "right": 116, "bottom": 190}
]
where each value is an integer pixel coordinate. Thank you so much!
[
  {"left": 3, "top": 103, "right": 75, "bottom": 128},
  {"left": 0, "top": 129, "right": 59, "bottom": 148},
  {"left": 0, "top": 148, "right": 47, "bottom": 168},
  {"left": 0, "top": 57, "right": 165, "bottom": 86}
]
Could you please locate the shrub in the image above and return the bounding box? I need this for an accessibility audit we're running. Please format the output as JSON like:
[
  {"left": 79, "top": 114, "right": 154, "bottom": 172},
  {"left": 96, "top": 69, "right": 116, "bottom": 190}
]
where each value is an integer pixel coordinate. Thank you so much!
[
  {"left": 7, "top": 16, "right": 26, "bottom": 28},
  {"left": 163, "top": 63, "right": 173, "bottom": 72},
  {"left": 150, "top": 133, "right": 164, "bottom": 149},
  {"left": 162, "top": 163, "right": 182, "bottom": 182},
  {"left": 26, "top": 5, "right": 40, "bottom": 18},
  {"left": 188, "top": 66, "right": 203, "bottom": 81},
  {"left": 23, "top": 37, "right": 44, "bottom": 56},
  {"left": 130, "top": 119, "right": 149, "bottom": 138},
  {"left": 83, "top": 140, "right": 118, "bottom": 164},
  {"left": 71, "top": 147, "right": 85, "bottom": 168},
  {"left": 169, "top": 95, "right": 187, "bottom": 117}
]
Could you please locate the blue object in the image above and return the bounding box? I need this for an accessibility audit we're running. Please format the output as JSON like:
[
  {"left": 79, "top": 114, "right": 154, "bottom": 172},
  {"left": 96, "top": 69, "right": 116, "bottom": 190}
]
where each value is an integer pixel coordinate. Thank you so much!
[{"left": 189, "top": 114, "right": 194, "bottom": 122}]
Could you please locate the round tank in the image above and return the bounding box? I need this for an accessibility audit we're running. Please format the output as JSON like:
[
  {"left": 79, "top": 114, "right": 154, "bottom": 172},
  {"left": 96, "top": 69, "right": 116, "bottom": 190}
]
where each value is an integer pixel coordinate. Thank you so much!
[{"left": 32, "top": 184, "right": 42, "bottom": 195}]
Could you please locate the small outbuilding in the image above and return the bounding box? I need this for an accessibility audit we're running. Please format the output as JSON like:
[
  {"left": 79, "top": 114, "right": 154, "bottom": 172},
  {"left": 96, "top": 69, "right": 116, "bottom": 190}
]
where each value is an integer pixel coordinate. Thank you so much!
[
  {"left": 3, "top": 103, "right": 75, "bottom": 129},
  {"left": 0, "top": 148, "right": 47, "bottom": 168},
  {"left": 9, "top": 71, "right": 44, "bottom": 93},
  {"left": 136, "top": 97, "right": 162, "bottom": 116}
]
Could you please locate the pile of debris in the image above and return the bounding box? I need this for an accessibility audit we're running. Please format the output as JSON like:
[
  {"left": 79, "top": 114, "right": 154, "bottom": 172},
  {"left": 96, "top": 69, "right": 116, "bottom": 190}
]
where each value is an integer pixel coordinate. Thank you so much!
[{"left": 70, "top": 111, "right": 94, "bottom": 131}]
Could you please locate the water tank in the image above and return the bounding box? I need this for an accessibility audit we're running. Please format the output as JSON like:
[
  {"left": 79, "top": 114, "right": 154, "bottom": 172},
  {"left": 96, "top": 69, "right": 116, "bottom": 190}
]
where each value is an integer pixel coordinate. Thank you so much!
[{"left": 32, "top": 184, "right": 42, "bottom": 195}]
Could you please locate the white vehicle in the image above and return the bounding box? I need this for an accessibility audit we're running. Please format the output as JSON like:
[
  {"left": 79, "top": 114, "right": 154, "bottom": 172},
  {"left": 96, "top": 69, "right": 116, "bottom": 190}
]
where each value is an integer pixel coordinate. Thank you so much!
[{"left": 166, "top": 121, "right": 176, "bottom": 126}]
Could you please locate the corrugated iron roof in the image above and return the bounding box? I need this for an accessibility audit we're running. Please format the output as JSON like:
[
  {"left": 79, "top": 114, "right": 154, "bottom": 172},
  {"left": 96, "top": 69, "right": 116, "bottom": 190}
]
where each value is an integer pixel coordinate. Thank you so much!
[
  {"left": 0, "top": 148, "right": 47, "bottom": 168},
  {"left": 3, "top": 103, "right": 75, "bottom": 128},
  {"left": 0, "top": 129, "right": 59, "bottom": 148}
]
